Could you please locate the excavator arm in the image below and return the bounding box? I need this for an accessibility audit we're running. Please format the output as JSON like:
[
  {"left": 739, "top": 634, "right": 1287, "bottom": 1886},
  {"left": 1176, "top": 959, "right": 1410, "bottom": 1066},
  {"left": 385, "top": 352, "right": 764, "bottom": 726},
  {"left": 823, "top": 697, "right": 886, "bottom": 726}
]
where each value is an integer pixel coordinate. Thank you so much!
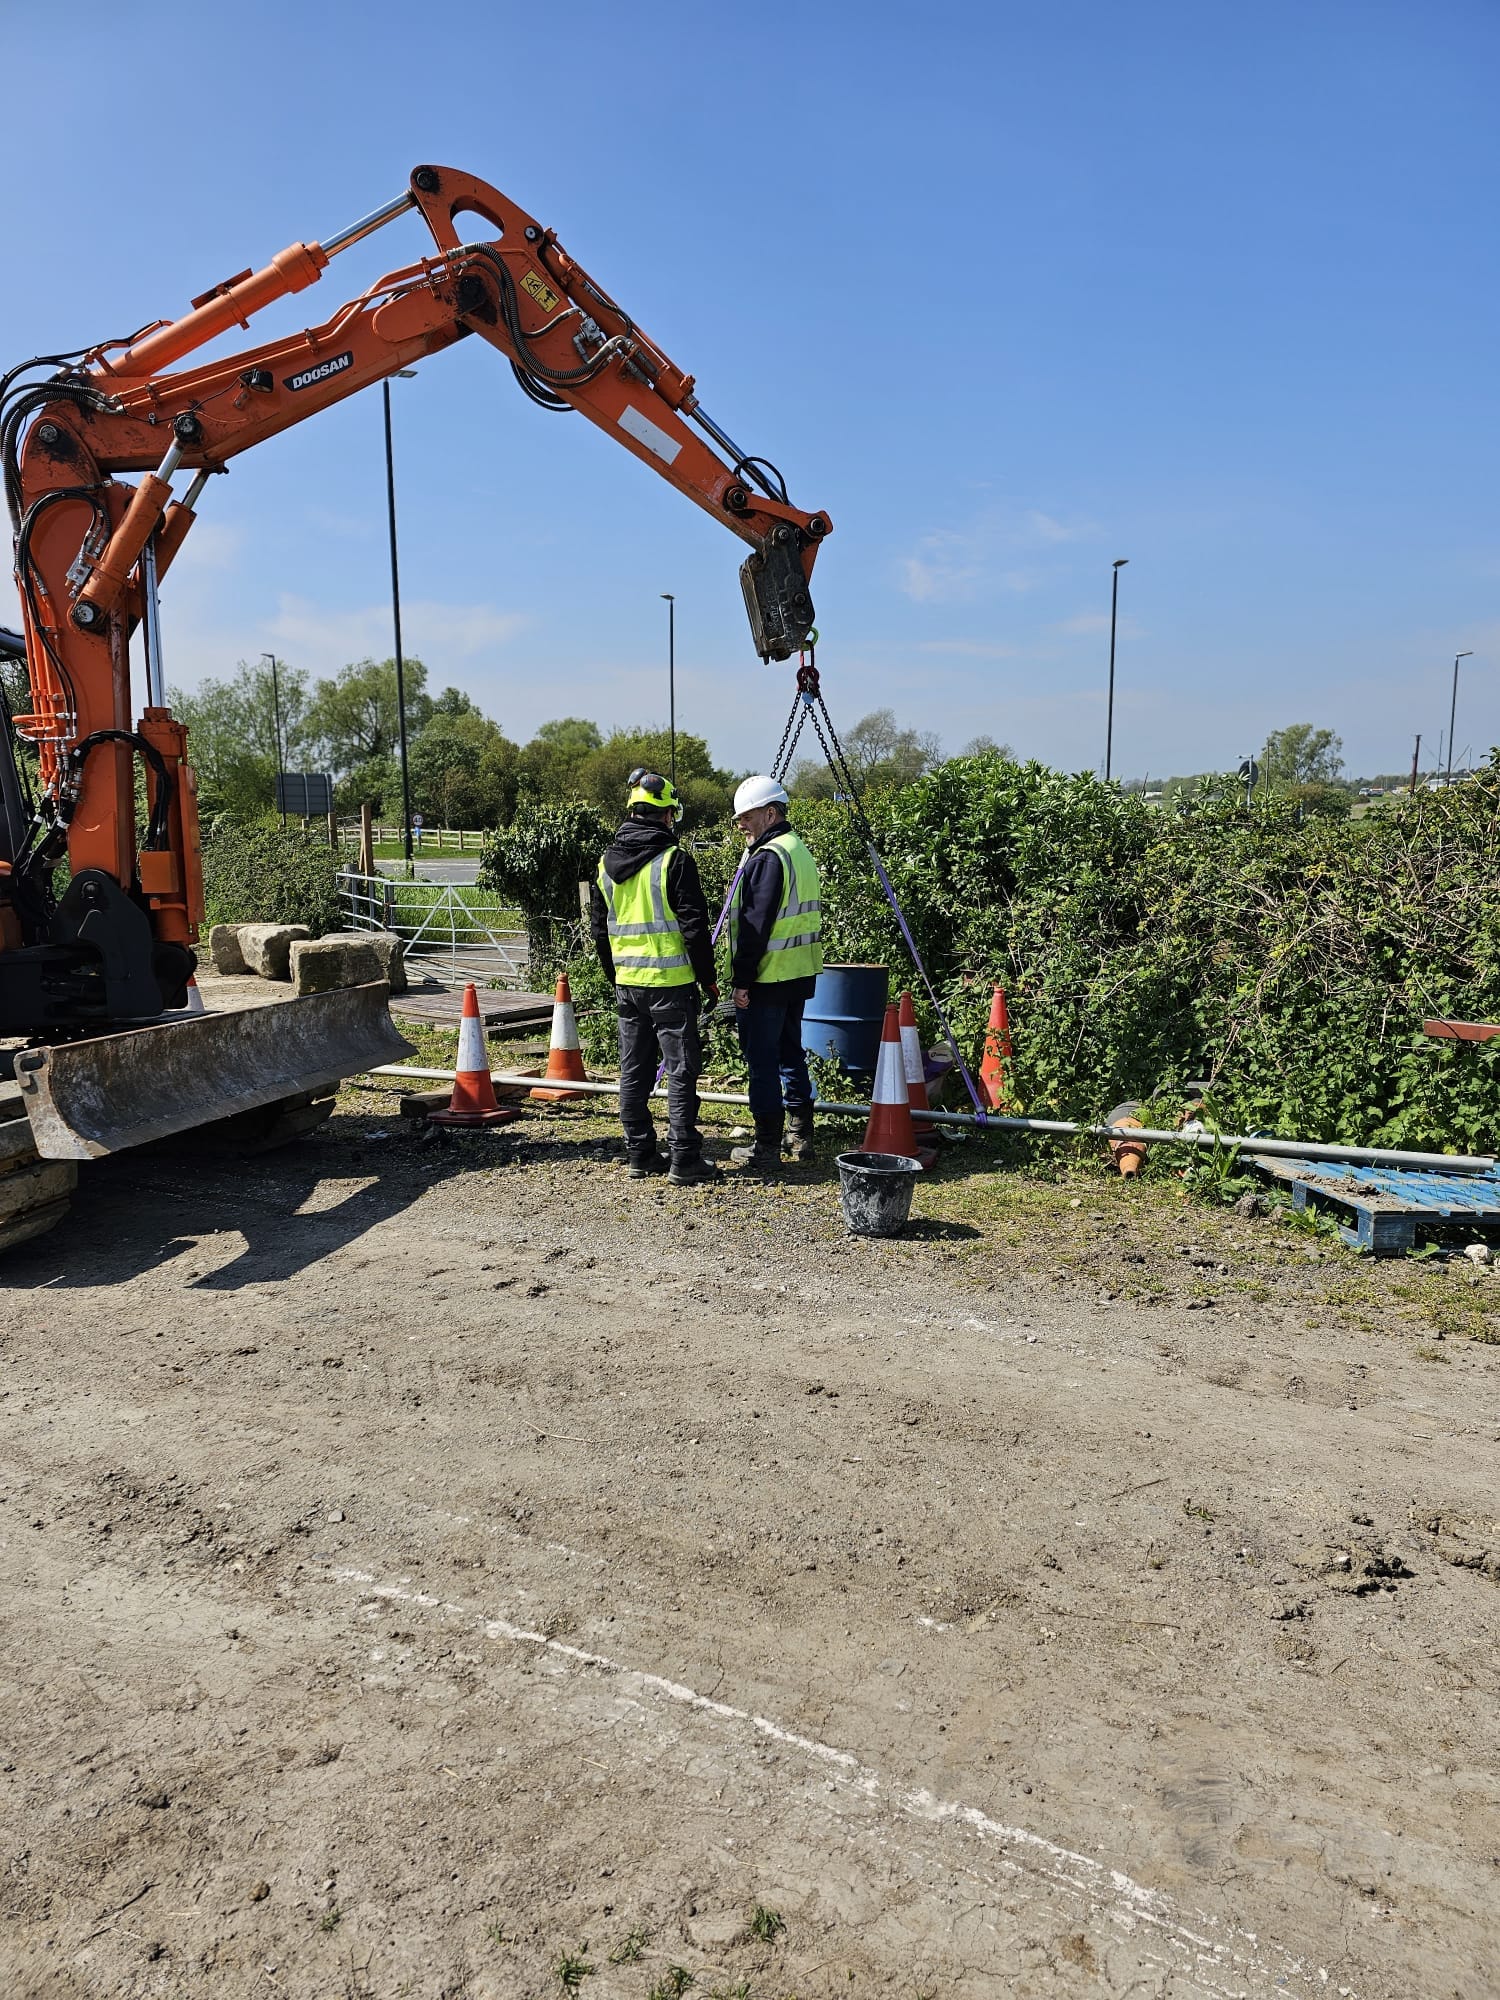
[{"left": 2, "top": 163, "right": 830, "bottom": 1061}]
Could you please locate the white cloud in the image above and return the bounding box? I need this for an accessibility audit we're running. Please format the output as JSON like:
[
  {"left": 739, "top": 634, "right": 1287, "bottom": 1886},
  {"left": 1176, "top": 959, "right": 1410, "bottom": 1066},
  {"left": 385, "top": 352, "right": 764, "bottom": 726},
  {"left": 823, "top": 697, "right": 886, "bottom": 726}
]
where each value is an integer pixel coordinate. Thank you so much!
[
  {"left": 165, "top": 518, "right": 244, "bottom": 573},
  {"left": 1053, "top": 611, "right": 1145, "bottom": 638},
  {"left": 896, "top": 505, "right": 1097, "bottom": 604},
  {"left": 265, "top": 596, "right": 528, "bottom": 675},
  {"left": 917, "top": 638, "right": 1020, "bottom": 658}
]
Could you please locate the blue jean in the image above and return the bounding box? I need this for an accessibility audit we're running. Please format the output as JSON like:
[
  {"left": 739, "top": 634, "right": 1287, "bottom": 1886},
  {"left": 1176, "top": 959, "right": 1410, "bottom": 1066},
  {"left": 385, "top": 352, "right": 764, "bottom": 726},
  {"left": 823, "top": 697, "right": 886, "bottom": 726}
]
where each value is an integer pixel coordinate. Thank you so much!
[{"left": 735, "top": 990, "right": 814, "bottom": 1124}]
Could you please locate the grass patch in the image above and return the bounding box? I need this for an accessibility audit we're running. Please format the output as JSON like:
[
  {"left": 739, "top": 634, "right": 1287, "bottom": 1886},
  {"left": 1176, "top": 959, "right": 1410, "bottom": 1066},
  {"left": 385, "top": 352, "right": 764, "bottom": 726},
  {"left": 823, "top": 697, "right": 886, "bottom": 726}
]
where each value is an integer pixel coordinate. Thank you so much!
[
  {"left": 748, "top": 1905, "right": 786, "bottom": 1944},
  {"left": 555, "top": 1949, "right": 594, "bottom": 1990},
  {"left": 608, "top": 1927, "right": 650, "bottom": 1964},
  {"left": 648, "top": 1971, "right": 695, "bottom": 2000}
]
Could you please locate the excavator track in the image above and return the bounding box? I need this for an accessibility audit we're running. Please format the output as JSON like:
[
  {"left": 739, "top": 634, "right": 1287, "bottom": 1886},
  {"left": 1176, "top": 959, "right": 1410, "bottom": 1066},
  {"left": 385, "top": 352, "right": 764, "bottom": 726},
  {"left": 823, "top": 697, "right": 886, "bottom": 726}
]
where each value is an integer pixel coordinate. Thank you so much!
[{"left": 0, "top": 1090, "right": 76, "bottom": 1254}]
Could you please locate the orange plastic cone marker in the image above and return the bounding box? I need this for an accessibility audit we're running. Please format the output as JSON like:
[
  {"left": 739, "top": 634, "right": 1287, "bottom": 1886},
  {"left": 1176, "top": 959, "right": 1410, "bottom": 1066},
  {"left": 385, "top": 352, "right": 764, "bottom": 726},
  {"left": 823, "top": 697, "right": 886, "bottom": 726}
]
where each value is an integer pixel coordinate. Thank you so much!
[
  {"left": 1106, "top": 1101, "right": 1146, "bottom": 1177},
  {"left": 978, "top": 984, "right": 1012, "bottom": 1111},
  {"left": 898, "top": 990, "right": 938, "bottom": 1171},
  {"left": 183, "top": 975, "right": 206, "bottom": 1016},
  {"left": 429, "top": 982, "right": 519, "bottom": 1126},
  {"left": 860, "top": 1002, "right": 921, "bottom": 1163},
  {"left": 531, "top": 973, "right": 590, "bottom": 1100}
]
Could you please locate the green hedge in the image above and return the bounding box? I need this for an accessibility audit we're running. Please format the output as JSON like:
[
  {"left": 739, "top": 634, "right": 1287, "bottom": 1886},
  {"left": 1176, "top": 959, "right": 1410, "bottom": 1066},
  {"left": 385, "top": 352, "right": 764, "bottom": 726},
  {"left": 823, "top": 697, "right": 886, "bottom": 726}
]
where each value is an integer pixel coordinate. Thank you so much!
[
  {"left": 200, "top": 815, "right": 344, "bottom": 936},
  {"left": 795, "top": 755, "right": 1500, "bottom": 1151}
]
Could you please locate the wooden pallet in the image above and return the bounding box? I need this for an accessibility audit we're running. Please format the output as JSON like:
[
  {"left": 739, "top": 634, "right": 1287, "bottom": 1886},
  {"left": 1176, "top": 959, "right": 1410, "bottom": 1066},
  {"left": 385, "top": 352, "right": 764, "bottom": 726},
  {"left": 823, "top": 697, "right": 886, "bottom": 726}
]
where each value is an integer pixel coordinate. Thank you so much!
[
  {"left": 1253, "top": 1156, "right": 1500, "bottom": 1254},
  {"left": 389, "top": 988, "right": 555, "bottom": 1031}
]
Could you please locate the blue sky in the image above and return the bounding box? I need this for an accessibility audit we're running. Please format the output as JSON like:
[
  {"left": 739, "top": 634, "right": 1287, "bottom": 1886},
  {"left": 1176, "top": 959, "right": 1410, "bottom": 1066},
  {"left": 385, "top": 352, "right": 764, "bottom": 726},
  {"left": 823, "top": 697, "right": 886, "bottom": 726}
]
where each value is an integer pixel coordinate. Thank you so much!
[{"left": 5, "top": 1, "right": 1497, "bottom": 780}]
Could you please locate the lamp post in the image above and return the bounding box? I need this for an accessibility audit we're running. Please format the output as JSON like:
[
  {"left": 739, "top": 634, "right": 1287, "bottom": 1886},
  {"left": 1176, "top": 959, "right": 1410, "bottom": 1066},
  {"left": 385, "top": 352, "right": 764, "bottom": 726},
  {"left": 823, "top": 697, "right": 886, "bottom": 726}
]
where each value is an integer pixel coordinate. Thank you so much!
[
  {"left": 261, "top": 651, "right": 285, "bottom": 826},
  {"left": 1105, "top": 558, "right": 1128, "bottom": 782},
  {"left": 1446, "top": 651, "right": 1474, "bottom": 784},
  {"left": 383, "top": 371, "right": 418, "bottom": 874},
  {"left": 660, "top": 593, "right": 676, "bottom": 783}
]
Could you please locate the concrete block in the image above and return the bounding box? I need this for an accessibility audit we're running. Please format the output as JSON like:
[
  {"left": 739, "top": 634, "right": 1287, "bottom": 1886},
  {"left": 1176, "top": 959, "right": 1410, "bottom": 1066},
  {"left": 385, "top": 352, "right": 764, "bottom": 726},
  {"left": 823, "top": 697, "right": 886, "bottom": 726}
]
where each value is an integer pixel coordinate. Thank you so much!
[
  {"left": 237, "top": 923, "right": 311, "bottom": 981},
  {"left": 289, "top": 936, "right": 385, "bottom": 997},
  {"left": 207, "top": 923, "right": 248, "bottom": 975},
  {"left": 326, "top": 928, "right": 407, "bottom": 994}
]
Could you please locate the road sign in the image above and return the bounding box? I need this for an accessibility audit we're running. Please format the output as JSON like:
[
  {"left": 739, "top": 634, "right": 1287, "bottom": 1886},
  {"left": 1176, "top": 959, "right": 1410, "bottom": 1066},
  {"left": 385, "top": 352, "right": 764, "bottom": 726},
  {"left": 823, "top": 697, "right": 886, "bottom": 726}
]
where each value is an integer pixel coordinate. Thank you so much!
[
  {"left": 1237, "top": 758, "right": 1260, "bottom": 787},
  {"left": 275, "top": 772, "right": 334, "bottom": 816}
]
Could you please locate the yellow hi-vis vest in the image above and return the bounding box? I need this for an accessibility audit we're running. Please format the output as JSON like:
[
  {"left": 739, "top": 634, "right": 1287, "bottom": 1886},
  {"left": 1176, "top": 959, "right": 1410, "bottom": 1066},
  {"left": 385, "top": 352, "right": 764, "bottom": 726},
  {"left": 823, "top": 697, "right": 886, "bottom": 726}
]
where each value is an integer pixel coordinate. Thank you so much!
[
  {"left": 597, "top": 851, "right": 694, "bottom": 987},
  {"left": 729, "top": 828, "right": 824, "bottom": 984}
]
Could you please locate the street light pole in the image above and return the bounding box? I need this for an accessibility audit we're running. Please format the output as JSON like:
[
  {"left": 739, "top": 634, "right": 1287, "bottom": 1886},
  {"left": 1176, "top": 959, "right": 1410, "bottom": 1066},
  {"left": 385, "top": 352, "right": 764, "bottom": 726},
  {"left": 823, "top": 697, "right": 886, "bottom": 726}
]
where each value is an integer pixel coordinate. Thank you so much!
[
  {"left": 1446, "top": 651, "right": 1473, "bottom": 784},
  {"left": 1105, "top": 558, "right": 1128, "bottom": 782},
  {"left": 261, "top": 651, "right": 285, "bottom": 826},
  {"left": 383, "top": 373, "right": 417, "bottom": 875},
  {"left": 660, "top": 593, "right": 676, "bottom": 784}
]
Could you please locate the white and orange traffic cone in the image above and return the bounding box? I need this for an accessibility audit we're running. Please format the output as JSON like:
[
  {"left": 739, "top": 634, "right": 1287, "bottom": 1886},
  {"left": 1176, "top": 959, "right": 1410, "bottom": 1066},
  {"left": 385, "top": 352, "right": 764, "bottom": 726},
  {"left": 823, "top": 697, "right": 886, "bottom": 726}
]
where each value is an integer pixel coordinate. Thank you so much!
[
  {"left": 978, "top": 984, "right": 1012, "bottom": 1111},
  {"left": 429, "top": 982, "right": 520, "bottom": 1127},
  {"left": 897, "top": 990, "right": 938, "bottom": 1171},
  {"left": 860, "top": 1002, "right": 922, "bottom": 1164},
  {"left": 1106, "top": 1101, "right": 1146, "bottom": 1177},
  {"left": 182, "top": 974, "right": 206, "bottom": 1016},
  {"left": 531, "top": 973, "right": 590, "bottom": 1101}
]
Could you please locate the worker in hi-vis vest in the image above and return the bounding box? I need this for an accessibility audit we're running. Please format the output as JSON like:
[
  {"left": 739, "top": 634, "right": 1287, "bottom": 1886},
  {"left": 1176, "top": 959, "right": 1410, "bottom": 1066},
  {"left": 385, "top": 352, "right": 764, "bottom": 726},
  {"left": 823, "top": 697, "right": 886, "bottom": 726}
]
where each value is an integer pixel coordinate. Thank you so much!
[
  {"left": 589, "top": 771, "right": 722, "bottom": 1186},
  {"left": 725, "top": 774, "right": 824, "bottom": 1173}
]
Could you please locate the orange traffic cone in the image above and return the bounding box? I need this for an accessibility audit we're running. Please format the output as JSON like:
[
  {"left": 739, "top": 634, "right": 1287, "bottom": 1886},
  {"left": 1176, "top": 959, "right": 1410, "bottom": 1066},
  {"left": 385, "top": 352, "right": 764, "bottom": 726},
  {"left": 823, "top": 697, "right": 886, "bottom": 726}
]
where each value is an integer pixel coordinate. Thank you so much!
[
  {"left": 429, "top": 982, "right": 520, "bottom": 1126},
  {"left": 182, "top": 974, "right": 206, "bottom": 1016},
  {"left": 1106, "top": 1101, "right": 1146, "bottom": 1177},
  {"left": 898, "top": 991, "right": 938, "bottom": 1171},
  {"left": 531, "top": 973, "right": 589, "bottom": 1101},
  {"left": 860, "top": 1002, "right": 921, "bottom": 1163},
  {"left": 978, "top": 984, "right": 1012, "bottom": 1111}
]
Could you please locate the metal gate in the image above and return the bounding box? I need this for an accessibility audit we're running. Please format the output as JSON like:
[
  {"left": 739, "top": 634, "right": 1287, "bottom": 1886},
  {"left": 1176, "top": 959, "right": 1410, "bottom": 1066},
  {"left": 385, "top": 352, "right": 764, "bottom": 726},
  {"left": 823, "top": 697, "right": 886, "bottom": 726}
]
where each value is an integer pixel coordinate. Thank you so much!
[{"left": 337, "top": 870, "right": 530, "bottom": 989}]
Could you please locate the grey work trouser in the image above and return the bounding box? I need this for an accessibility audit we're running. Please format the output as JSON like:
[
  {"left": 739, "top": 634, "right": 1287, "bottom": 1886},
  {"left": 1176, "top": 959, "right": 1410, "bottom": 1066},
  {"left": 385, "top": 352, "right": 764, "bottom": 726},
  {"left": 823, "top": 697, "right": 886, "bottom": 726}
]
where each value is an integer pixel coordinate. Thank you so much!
[{"left": 616, "top": 984, "right": 703, "bottom": 1162}]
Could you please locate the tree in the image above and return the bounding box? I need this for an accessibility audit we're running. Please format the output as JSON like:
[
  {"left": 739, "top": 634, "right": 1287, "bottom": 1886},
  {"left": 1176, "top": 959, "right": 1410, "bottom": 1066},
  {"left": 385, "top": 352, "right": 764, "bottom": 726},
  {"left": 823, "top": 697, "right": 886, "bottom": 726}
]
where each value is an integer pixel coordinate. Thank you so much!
[
  {"left": 304, "top": 657, "right": 431, "bottom": 774},
  {"left": 790, "top": 707, "right": 941, "bottom": 798},
  {"left": 960, "top": 734, "right": 1016, "bottom": 759},
  {"left": 1262, "top": 724, "right": 1344, "bottom": 787},
  {"left": 575, "top": 726, "right": 733, "bottom": 823},
  {"left": 170, "top": 657, "right": 310, "bottom": 817},
  {"left": 516, "top": 717, "right": 603, "bottom": 800},
  {"left": 409, "top": 708, "right": 520, "bottom": 828}
]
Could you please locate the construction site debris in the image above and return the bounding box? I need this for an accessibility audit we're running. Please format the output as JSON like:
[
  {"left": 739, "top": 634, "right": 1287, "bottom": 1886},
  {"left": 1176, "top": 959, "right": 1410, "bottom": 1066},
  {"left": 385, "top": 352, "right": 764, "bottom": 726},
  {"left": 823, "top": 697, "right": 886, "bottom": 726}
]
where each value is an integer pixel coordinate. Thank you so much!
[
  {"left": 208, "top": 923, "right": 248, "bottom": 975},
  {"left": 237, "top": 923, "right": 311, "bottom": 981},
  {"left": 324, "top": 928, "right": 407, "bottom": 993},
  {"left": 289, "top": 936, "right": 384, "bottom": 996}
]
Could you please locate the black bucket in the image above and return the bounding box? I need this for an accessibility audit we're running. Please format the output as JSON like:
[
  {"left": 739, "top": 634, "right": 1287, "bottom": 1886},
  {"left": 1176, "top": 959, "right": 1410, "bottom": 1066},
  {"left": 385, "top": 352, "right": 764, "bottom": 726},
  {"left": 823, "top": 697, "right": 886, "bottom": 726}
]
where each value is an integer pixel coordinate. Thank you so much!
[{"left": 836, "top": 1150, "right": 921, "bottom": 1237}]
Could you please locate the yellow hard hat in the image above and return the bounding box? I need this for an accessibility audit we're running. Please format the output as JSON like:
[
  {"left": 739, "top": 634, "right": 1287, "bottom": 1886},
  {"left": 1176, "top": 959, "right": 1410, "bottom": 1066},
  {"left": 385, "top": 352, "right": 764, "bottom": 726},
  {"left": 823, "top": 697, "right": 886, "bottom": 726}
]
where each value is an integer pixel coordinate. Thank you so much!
[{"left": 627, "top": 770, "right": 681, "bottom": 812}]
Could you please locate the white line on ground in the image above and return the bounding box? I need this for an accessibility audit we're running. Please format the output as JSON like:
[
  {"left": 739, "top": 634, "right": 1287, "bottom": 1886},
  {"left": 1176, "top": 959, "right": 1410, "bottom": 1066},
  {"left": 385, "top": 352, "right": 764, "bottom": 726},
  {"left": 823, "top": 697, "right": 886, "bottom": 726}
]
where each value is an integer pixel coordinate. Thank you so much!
[{"left": 332, "top": 1563, "right": 1350, "bottom": 1998}]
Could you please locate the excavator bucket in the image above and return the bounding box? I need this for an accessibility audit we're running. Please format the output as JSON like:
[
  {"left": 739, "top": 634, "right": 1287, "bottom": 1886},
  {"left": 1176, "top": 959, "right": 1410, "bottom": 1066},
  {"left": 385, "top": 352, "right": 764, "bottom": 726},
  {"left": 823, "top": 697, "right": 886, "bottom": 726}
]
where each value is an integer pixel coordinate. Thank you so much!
[{"left": 14, "top": 983, "right": 413, "bottom": 1161}]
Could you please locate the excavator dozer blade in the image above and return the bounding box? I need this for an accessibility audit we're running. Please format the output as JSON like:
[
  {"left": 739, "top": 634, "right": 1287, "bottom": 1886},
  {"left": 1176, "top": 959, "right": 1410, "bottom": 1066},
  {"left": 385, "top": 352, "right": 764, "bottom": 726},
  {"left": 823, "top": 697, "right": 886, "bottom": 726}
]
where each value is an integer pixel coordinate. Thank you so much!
[{"left": 15, "top": 983, "right": 413, "bottom": 1161}]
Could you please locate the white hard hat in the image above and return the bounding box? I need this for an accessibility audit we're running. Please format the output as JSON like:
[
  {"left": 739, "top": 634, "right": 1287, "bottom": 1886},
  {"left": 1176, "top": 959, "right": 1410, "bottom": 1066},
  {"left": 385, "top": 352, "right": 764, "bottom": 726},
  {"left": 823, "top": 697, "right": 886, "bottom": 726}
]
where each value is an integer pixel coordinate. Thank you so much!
[{"left": 733, "top": 774, "right": 789, "bottom": 816}]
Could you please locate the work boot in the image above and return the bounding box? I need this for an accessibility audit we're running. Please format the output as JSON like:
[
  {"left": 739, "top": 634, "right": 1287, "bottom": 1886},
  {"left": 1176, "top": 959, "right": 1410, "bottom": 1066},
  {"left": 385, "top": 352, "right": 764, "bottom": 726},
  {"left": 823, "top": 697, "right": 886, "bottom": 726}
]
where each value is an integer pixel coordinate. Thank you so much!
[
  {"left": 731, "top": 1117, "right": 784, "bottom": 1173},
  {"left": 627, "top": 1146, "right": 668, "bottom": 1179},
  {"left": 667, "top": 1150, "right": 724, "bottom": 1187},
  {"left": 785, "top": 1104, "right": 816, "bottom": 1162}
]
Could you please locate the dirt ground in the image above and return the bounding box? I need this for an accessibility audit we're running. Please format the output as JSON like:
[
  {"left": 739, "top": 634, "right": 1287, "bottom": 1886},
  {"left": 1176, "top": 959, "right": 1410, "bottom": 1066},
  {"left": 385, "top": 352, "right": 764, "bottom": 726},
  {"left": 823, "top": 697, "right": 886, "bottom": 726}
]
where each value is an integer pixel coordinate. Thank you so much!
[{"left": 2, "top": 1023, "right": 1498, "bottom": 2000}]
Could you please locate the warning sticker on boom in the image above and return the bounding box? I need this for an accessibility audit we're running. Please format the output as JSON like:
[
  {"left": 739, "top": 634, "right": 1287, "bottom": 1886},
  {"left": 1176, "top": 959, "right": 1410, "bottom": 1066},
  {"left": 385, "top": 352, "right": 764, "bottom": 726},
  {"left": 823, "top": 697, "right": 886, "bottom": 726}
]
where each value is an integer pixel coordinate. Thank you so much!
[{"left": 520, "top": 270, "right": 561, "bottom": 313}]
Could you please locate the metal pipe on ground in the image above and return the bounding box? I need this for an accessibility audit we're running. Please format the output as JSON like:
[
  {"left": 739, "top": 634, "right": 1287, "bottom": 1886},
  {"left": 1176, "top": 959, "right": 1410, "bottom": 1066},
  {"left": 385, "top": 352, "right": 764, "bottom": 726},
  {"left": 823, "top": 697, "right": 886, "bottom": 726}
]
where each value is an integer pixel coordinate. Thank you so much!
[{"left": 363, "top": 1065, "right": 1497, "bottom": 1176}]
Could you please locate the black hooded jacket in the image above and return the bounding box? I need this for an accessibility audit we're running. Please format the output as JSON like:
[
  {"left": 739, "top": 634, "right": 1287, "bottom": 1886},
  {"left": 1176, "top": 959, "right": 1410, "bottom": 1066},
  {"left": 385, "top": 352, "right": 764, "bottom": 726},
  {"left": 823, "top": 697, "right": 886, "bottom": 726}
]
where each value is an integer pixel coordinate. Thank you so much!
[{"left": 588, "top": 816, "right": 717, "bottom": 991}]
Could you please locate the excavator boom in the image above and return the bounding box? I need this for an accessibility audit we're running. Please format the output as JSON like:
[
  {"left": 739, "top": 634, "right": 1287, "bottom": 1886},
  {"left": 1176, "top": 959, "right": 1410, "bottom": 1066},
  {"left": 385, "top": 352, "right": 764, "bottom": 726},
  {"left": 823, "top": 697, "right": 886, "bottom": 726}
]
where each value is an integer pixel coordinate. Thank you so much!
[{"left": 1, "top": 164, "right": 829, "bottom": 1182}]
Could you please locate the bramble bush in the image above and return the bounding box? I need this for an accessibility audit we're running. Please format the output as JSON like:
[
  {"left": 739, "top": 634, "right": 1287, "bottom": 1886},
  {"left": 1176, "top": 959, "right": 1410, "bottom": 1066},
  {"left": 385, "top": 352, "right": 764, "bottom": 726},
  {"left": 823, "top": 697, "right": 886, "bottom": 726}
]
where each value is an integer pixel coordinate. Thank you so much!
[
  {"left": 796, "top": 753, "right": 1500, "bottom": 1151},
  {"left": 200, "top": 814, "right": 343, "bottom": 934},
  {"left": 478, "top": 797, "right": 611, "bottom": 973}
]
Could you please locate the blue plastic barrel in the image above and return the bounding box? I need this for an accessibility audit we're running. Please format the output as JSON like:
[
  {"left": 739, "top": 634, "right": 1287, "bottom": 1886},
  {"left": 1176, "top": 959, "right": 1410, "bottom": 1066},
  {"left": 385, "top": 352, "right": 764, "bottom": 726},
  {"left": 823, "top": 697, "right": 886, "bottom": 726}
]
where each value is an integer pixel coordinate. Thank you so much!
[{"left": 803, "top": 963, "right": 889, "bottom": 1075}]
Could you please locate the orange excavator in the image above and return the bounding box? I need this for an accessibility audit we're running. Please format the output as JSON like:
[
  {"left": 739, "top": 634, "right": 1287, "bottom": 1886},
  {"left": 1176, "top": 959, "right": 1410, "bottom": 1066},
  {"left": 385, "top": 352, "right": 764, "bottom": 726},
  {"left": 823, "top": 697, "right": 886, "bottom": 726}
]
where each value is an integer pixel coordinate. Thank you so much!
[{"left": 0, "top": 163, "right": 830, "bottom": 1235}]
